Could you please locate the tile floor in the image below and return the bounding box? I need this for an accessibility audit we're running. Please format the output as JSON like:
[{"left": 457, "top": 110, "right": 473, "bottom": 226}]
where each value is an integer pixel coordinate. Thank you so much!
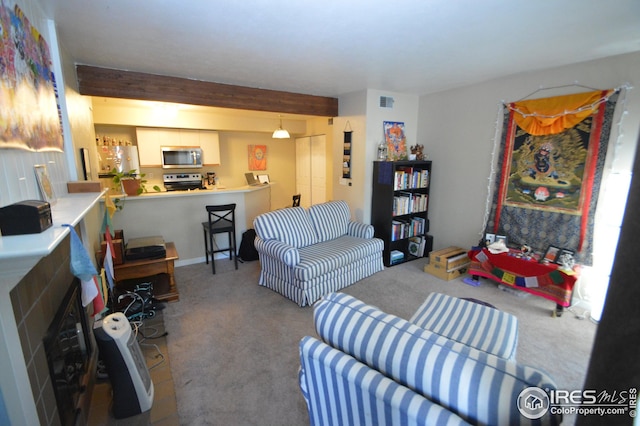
[{"left": 87, "top": 311, "right": 179, "bottom": 425}]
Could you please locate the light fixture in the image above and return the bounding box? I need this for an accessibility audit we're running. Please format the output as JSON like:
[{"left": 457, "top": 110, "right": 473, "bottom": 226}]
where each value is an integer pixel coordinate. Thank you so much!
[{"left": 272, "top": 115, "right": 290, "bottom": 139}]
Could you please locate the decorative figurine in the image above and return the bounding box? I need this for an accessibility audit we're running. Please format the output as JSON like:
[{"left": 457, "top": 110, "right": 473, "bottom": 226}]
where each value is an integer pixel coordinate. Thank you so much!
[
  {"left": 377, "top": 142, "right": 387, "bottom": 160},
  {"left": 410, "top": 144, "right": 424, "bottom": 161},
  {"left": 520, "top": 244, "right": 533, "bottom": 260},
  {"left": 557, "top": 252, "right": 575, "bottom": 272}
]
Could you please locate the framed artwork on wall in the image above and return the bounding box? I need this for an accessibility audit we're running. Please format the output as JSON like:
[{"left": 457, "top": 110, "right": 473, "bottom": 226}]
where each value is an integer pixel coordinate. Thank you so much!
[
  {"left": 0, "top": 3, "right": 63, "bottom": 152},
  {"left": 248, "top": 145, "right": 267, "bottom": 171}
]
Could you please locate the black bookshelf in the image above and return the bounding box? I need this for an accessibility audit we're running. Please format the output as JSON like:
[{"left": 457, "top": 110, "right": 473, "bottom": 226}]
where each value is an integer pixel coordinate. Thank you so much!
[{"left": 372, "top": 160, "right": 433, "bottom": 266}]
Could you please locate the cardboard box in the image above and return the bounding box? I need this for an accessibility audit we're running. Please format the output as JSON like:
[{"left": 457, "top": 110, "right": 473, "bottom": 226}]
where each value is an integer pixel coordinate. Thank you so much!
[
  {"left": 430, "top": 246, "right": 469, "bottom": 270},
  {"left": 424, "top": 262, "right": 469, "bottom": 281}
]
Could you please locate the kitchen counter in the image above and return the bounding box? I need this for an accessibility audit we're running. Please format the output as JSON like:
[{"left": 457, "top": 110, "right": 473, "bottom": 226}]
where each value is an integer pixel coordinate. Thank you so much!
[
  {"left": 119, "top": 183, "right": 272, "bottom": 199},
  {"left": 107, "top": 184, "right": 272, "bottom": 265}
]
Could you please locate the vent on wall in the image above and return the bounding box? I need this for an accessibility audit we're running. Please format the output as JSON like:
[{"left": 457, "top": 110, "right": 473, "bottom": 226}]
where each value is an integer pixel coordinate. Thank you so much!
[{"left": 379, "top": 96, "right": 394, "bottom": 109}]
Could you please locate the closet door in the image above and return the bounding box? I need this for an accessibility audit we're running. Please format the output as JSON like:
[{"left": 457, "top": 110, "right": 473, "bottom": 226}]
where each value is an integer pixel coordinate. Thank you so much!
[
  {"left": 296, "top": 137, "right": 312, "bottom": 207},
  {"left": 310, "top": 135, "right": 326, "bottom": 205}
]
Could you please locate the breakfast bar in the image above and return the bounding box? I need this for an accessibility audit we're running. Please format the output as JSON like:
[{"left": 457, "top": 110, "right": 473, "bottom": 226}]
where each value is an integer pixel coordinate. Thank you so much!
[{"left": 107, "top": 184, "right": 271, "bottom": 266}]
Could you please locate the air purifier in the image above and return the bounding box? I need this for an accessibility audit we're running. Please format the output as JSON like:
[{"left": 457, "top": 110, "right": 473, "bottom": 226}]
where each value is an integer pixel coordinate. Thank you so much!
[{"left": 93, "top": 312, "right": 154, "bottom": 418}]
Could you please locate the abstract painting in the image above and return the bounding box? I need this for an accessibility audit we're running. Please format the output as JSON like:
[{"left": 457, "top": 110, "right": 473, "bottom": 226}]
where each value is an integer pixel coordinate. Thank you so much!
[{"left": 0, "top": 1, "right": 63, "bottom": 151}]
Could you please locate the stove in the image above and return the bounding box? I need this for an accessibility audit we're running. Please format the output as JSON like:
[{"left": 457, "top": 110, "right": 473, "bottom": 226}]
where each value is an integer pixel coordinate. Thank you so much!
[{"left": 163, "top": 173, "right": 204, "bottom": 191}]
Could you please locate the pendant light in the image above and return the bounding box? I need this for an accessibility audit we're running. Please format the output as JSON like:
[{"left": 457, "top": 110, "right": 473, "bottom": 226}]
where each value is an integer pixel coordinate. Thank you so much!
[{"left": 272, "top": 115, "right": 290, "bottom": 139}]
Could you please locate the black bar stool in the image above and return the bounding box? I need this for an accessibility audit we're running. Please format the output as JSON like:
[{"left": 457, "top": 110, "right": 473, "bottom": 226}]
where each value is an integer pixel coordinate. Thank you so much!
[{"left": 202, "top": 203, "right": 238, "bottom": 274}]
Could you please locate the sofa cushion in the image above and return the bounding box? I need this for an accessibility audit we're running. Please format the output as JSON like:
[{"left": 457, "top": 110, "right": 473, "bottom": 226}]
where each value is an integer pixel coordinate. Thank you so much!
[
  {"left": 253, "top": 206, "right": 318, "bottom": 248},
  {"left": 308, "top": 200, "right": 350, "bottom": 242},
  {"left": 314, "top": 293, "right": 560, "bottom": 426},
  {"left": 299, "top": 336, "right": 471, "bottom": 426},
  {"left": 296, "top": 236, "right": 384, "bottom": 281},
  {"left": 409, "top": 292, "right": 519, "bottom": 360}
]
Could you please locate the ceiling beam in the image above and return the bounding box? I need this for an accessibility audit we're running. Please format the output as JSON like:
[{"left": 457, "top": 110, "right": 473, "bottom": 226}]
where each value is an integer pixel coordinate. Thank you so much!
[{"left": 76, "top": 65, "right": 338, "bottom": 117}]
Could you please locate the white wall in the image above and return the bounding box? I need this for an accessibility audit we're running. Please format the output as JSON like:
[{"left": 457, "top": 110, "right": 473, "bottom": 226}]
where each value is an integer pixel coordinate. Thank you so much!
[
  {"left": 418, "top": 51, "right": 640, "bottom": 316},
  {"left": 418, "top": 51, "right": 640, "bottom": 251},
  {"left": 334, "top": 89, "right": 419, "bottom": 222},
  {"left": 334, "top": 90, "right": 367, "bottom": 220}
]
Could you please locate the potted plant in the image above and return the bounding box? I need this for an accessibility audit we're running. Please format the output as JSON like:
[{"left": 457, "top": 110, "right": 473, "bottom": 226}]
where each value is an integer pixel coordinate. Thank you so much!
[{"left": 110, "top": 168, "right": 161, "bottom": 210}]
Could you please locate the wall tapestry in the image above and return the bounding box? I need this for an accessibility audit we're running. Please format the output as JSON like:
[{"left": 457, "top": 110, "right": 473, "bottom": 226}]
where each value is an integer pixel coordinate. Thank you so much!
[
  {"left": 0, "top": 0, "right": 63, "bottom": 152},
  {"left": 383, "top": 121, "right": 407, "bottom": 160},
  {"left": 248, "top": 144, "right": 267, "bottom": 170},
  {"left": 486, "top": 89, "right": 618, "bottom": 265}
]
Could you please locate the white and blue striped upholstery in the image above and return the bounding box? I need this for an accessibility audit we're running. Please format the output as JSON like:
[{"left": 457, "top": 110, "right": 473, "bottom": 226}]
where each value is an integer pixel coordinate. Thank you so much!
[
  {"left": 348, "top": 220, "right": 375, "bottom": 239},
  {"left": 299, "top": 336, "right": 472, "bottom": 426},
  {"left": 313, "top": 293, "right": 560, "bottom": 426},
  {"left": 253, "top": 206, "right": 318, "bottom": 248},
  {"left": 409, "top": 293, "right": 519, "bottom": 360},
  {"left": 308, "top": 200, "right": 350, "bottom": 242},
  {"left": 253, "top": 202, "right": 384, "bottom": 306},
  {"left": 259, "top": 251, "right": 383, "bottom": 306}
]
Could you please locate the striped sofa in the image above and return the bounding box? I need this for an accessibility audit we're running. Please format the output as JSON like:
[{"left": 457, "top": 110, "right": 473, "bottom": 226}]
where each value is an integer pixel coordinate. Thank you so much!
[
  {"left": 253, "top": 200, "right": 384, "bottom": 306},
  {"left": 299, "top": 292, "right": 561, "bottom": 425}
]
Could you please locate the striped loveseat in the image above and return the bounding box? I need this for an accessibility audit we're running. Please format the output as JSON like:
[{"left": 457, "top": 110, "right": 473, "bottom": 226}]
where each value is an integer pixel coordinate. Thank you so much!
[
  {"left": 299, "top": 292, "right": 561, "bottom": 425},
  {"left": 253, "top": 200, "right": 384, "bottom": 306}
]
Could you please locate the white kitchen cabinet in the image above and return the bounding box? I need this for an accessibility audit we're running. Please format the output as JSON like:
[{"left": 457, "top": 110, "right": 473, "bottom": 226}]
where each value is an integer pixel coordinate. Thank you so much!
[
  {"left": 136, "top": 128, "right": 220, "bottom": 167},
  {"left": 198, "top": 131, "right": 220, "bottom": 165},
  {"left": 136, "top": 127, "right": 172, "bottom": 167},
  {"left": 178, "top": 130, "right": 200, "bottom": 147}
]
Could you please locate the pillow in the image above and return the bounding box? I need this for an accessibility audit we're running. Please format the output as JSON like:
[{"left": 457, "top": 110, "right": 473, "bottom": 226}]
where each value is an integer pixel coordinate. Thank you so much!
[
  {"left": 308, "top": 200, "right": 350, "bottom": 242},
  {"left": 253, "top": 207, "right": 317, "bottom": 248}
]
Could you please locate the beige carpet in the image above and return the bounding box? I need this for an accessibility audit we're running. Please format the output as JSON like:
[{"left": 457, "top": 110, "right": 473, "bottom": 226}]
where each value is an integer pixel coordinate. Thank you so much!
[{"left": 163, "top": 257, "right": 597, "bottom": 425}]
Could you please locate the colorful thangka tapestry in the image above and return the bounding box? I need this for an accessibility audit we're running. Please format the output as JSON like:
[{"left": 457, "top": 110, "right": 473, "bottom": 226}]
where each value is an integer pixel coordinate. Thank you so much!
[{"left": 486, "top": 90, "right": 618, "bottom": 265}]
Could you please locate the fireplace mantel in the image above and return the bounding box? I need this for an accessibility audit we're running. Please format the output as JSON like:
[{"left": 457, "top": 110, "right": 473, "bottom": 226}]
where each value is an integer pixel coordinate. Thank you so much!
[{"left": 0, "top": 190, "right": 105, "bottom": 425}]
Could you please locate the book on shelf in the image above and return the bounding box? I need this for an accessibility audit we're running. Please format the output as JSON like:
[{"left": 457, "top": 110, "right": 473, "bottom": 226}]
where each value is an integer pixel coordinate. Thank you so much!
[
  {"left": 408, "top": 236, "right": 425, "bottom": 257},
  {"left": 393, "top": 193, "right": 428, "bottom": 216},
  {"left": 420, "top": 169, "right": 429, "bottom": 188},
  {"left": 390, "top": 249, "right": 405, "bottom": 264}
]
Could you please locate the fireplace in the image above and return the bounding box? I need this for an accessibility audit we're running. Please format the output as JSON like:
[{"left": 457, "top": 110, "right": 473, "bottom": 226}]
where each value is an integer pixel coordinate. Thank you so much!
[
  {"left": 43, "top": 280, "right": 93, "bottom": 426},
  {"left": 7, "top": 227, "right": 99, "bottom": 425}
]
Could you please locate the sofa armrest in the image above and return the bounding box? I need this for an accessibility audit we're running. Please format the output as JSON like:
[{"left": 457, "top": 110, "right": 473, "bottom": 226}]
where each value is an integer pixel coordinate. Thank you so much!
[
  {"left": 254, "top": 238, "right": 300, "bottom": 267},
  {"left": 347, "top": 221, "right": 374, "bottom": 239}
]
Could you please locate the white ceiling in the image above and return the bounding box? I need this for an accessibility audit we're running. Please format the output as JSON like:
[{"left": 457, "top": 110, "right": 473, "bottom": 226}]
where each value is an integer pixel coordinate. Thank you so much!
[{"left": 40, "top": 0, "right": 640, "bottom": 99}]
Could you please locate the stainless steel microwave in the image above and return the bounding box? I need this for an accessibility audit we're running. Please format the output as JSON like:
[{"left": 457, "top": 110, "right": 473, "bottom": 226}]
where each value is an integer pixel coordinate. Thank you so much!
[{"left": 161, "top": 146, "right": 203, "bottom": 169}]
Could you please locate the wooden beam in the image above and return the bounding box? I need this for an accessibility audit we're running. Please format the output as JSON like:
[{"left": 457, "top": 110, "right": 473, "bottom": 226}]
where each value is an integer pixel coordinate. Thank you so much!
[{"left": 76, "top": 66, "right": 338, "bottom": 117}]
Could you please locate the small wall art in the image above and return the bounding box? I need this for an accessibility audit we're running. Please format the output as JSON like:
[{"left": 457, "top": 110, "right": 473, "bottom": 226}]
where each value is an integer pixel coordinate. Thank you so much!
[
  {"left": 383, "top": 121, "right": 407, "bottom": 161},
  {"left": 248, "top": 145, "right": 267, "bottom": 170}
]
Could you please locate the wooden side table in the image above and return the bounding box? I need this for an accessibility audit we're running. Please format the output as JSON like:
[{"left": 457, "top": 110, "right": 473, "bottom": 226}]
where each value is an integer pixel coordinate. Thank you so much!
[{"left": 113, "top": 242, "right": 180, "bottom": 302}]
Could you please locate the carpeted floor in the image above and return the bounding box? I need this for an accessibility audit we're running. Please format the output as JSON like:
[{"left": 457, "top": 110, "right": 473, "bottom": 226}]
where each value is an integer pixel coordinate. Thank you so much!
[{"left": 163, "top": 257, "right": 597, "bottom": 425}]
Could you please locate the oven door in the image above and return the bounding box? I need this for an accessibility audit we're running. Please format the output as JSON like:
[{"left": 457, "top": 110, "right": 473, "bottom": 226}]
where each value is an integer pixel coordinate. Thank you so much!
[{"left": 161, "top": 147, "right": 203, "bottom": 168}]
